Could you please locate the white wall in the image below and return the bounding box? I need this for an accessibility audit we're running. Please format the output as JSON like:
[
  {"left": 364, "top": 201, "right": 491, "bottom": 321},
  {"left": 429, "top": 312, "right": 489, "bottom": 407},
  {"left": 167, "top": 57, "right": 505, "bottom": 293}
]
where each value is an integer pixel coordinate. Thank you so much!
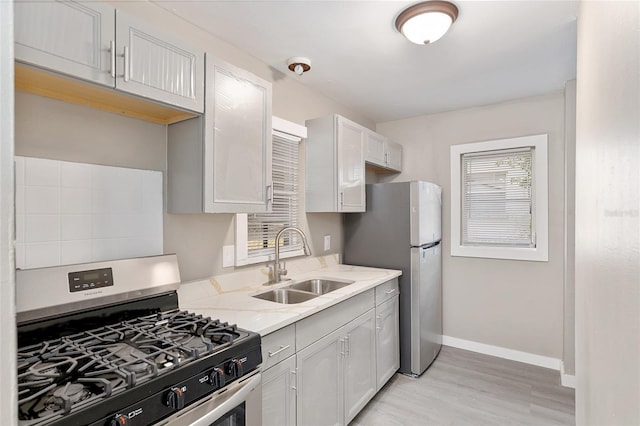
[
  {"left": 377, "top": 92, "right": 566, "bottom": 360},
  {"left": 575, "top": 1, "right": 639, "bottom": 424},
  {"left": 0, "top": 0, "right": 16, "bottom": 423},
  {"left": 14, "top": 1, "right": 369, "bottom": 282}
]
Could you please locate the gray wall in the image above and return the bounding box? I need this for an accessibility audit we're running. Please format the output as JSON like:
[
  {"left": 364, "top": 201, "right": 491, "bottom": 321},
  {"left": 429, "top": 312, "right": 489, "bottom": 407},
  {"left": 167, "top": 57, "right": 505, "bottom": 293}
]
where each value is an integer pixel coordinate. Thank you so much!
[
  {"left": 14, "top": 0, "right": 370, "bottom": 282},
  {"left": 575, "top": 1, "right": 639, "bottom": 424},
  {"left": 376, "top": 92, "right": 567, "bottom": 360}
]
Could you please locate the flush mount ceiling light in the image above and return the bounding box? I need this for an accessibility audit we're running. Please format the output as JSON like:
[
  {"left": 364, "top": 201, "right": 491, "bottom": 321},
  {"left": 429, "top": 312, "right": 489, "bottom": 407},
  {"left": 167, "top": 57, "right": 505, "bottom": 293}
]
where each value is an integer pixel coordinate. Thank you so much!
[
  {"left": 395, "top": 1, "right": 459, "bottom": 45},
  {"left": 287, "top": 57, "right": 311, "bottom": 76}
]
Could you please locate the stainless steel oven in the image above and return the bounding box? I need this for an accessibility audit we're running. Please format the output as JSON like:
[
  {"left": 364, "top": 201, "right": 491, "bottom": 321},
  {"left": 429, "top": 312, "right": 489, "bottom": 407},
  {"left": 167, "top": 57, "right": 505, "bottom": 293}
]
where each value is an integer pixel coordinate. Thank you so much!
[
  {"left": 160, "top": 369, "right": 261, "bottom": 426},
  {"left": 16, "top": 255, "right": 262, "bottom": 426}
]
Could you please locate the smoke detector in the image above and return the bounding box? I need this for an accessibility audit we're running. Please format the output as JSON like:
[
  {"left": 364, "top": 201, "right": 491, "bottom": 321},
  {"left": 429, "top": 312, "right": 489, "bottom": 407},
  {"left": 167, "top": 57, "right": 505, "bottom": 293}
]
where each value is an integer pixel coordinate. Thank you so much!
[{"left": 287, "top": 57, "right": 311, "bottom": 76}]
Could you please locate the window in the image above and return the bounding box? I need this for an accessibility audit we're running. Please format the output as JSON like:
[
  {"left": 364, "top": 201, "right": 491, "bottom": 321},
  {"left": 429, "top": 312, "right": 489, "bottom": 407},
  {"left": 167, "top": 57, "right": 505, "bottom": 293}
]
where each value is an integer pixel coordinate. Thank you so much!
[
  {"left": 450, "top": 134, "right": 548, "bottom": 261},
  {"left": 235, "top": 118, "right": 306, "bottom": 266}
]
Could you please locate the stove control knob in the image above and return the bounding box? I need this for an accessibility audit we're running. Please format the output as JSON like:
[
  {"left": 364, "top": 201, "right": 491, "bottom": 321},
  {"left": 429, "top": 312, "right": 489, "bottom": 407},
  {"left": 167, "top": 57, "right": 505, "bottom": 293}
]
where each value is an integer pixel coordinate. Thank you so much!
[
  {"left": 165, "top": 387, "right": 185, "bottom": 410},
  {"left": 209, "top": 367, "right": 226, "bottom": 388},
  {"left": 229, "top": 358, "right": 244, "bottom": 377},
  {"left": 109, "top": 414, "right": 129, "bottom": 426}
]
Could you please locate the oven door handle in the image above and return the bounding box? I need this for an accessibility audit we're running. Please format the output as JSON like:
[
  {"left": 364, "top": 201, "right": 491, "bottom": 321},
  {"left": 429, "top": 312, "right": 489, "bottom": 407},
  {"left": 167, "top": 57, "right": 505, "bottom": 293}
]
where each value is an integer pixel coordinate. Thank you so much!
[{"left": 189, "top": 373, "right": 261, "bottom": 426}]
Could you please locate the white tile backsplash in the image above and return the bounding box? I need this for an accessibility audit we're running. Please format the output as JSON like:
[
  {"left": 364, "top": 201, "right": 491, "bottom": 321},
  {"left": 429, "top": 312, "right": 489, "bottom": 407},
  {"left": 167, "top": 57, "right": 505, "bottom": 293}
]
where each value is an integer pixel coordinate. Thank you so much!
[
  {"left": 60, "top": 161, "right": 92, "bottom": 188},
  {"left": 92, "top": 238, "right": 122, "bottom": 262},
  {"left": 61, "top": 215, "right": 92, "bottom": 240},
  {"left": 25, "top": 215, "right": 60, "bottom": 243},
  {"left": 16, "top": 156, "right": 164, "bottom": 269},
  {"left": 60, "top": 240, "right": 93, "bottom": 265},
  {"left": 25, "top": 186, "right": 60, "bottom": 214},
  {"left": 15, "top": 184, "right": 25, "bottom": 215},
  {"left": 25, "top": 158, "right": 60, "bottom": 186},
  {"left": 61, "top": 187, "right": 93, "bottom": 214},
  {"left": 24, "top": 242, "right": 60, "bottom": 269}
]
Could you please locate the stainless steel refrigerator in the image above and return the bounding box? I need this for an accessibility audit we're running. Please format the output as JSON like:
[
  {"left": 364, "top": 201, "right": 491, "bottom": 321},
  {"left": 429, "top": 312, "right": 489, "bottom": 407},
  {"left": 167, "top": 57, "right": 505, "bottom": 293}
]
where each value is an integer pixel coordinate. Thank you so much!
[{"left": 343, "top": 181, "right": 442, "bottom": 376}]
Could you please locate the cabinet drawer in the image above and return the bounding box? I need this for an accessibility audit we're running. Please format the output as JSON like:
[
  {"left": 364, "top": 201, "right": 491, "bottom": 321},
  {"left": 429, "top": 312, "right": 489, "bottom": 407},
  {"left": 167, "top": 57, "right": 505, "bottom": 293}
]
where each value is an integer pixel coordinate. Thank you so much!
[
  {"left": 262, "top": 325, "right": 296, "bottom": 370},
  {"left": 375, "top": 278, "right": 399, "bottom": 306},
  {"left": 296, "top": 289, "right": 374, "bottom": 350}
]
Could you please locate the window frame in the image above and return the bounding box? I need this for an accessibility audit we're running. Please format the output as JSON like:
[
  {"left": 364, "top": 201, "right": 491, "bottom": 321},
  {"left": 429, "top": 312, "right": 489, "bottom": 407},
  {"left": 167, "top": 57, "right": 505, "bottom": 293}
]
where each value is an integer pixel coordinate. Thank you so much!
[
  {"left": 450, "top": 134, "right": 549, "bottom": 262},
  {"left": 235, "top": 117, "right": 307, "bottom": 266}
]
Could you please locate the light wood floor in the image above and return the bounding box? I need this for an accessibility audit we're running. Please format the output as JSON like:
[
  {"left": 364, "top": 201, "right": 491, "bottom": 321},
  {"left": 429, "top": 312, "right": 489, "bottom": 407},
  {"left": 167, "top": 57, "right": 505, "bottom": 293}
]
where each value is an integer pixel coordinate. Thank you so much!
[{"left": 351, "top": 346, "right": 575, "bottom": 426}]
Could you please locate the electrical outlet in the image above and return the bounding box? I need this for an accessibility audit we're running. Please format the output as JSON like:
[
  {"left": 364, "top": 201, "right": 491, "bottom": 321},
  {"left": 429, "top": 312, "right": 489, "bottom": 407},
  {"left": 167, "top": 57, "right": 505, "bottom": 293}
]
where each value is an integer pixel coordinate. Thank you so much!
[
  {"left": 324, "top": 235, "right": 331, "bottom": 251},
  {"left": 222, "top": 245, "right": 235, "bottom": 268}
]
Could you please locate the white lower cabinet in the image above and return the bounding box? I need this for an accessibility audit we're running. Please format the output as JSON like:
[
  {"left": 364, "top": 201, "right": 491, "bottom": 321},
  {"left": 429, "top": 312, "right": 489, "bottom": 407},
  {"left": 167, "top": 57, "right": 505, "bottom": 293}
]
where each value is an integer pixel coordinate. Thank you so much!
[
  {"left": 296, "top": 328, "right": 344, "bottom": 426},
  {"left": 343, "top": 310, "right": 377, "bottom": 423},
  {"left": 262, "top": 355, "right": 296, "bottom": 426},
  {"left": 261, "top": 281, "right": 399, "bottom": 426},
  {"left": 296, "top": 309, "right": 376, "bottom": 426},
  {"left": 376, "top": 295, "right": 400, "bottom": 390}
]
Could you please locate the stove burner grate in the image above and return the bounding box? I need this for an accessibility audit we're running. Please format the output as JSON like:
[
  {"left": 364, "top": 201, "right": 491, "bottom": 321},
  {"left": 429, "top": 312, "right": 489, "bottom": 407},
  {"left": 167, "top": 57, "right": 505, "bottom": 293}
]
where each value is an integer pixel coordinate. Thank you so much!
[{"left": 17, "top": 310, "right": 247, "bottom": 423}]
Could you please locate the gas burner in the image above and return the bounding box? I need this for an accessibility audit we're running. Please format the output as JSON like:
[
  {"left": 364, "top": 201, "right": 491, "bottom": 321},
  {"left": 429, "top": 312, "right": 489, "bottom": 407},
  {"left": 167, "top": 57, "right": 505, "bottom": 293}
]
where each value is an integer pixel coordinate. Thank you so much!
[
  {"left": 51, "top": 382, "right": 91, "bottom": 407},
  {"left": 154, "top": 349, "right": 184, "bottom": 368},
  {"left": 101, "top": 342, "right": 156, "bottom": 375}
]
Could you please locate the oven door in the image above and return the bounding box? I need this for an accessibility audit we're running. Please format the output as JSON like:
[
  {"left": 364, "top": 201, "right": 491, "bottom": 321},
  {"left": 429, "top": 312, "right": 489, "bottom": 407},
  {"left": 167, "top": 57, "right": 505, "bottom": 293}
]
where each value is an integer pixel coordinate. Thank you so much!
[{"left": 158, "top": 370, "right": 261, "bottom": 426}]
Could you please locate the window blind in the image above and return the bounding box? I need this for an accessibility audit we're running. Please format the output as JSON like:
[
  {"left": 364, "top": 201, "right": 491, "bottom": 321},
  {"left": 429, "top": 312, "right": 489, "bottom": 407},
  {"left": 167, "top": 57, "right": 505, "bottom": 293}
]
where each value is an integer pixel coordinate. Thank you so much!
[
  {"left": 247, "top": 131, "right": 301, "bottom": 258},
  {"left": 461, "top": 147, "right": 535, "bottom": 247}
]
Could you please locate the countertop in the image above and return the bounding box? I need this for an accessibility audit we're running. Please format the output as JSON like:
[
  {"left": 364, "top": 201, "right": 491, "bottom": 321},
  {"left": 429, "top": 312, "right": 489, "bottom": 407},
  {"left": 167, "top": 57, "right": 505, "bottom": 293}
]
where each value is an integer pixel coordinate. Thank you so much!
[{"left": 177, "top": 254, "right": 402, "bottom": 336}]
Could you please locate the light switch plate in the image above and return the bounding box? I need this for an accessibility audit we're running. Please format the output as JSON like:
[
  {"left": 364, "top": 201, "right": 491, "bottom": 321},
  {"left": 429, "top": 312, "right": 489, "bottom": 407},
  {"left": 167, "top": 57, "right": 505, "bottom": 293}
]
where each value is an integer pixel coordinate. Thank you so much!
[
  {"left": 222, "top": 245, "right": 235, "bottom": 267},
  {"left": 324, "top": 235, "right": 331, "bottom": 251}
]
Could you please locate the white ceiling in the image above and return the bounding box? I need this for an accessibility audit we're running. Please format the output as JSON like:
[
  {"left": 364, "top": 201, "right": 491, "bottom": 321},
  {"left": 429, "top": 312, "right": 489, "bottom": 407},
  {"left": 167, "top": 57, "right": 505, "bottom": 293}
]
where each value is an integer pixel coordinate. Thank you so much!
[{"left": 155, "top": 0, "right": 578, "bottom": 123}]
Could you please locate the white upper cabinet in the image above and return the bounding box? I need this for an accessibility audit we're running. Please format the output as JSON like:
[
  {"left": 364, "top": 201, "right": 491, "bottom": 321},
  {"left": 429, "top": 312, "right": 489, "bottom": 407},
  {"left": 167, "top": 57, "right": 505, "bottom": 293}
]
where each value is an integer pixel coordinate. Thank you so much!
[
  {"left": 14, "top": 0, "right": 115, "bottom": 87},
  {"left": 365, "top": 129, "right": 402, "bottom": 172},
  {"left": 167, "top": 58, "right": 272, "bottom": 213},
  {"left": 365, "top": 130, "right": 386, "bottom": 166},
  {"left": 14, "top": 1, "right": 204, "bottom": 113},
  {"left": 385, "top": 139, "right": 403, "bottom": 171},
  {"left": 115, "top": 10, "right": 204, "bottom": 112},
  {"left": 204, "top": 57, "right": 272, "bottom": 213},
  {"left": 306, "top": 114, "right": 365, "bottom": 213}
]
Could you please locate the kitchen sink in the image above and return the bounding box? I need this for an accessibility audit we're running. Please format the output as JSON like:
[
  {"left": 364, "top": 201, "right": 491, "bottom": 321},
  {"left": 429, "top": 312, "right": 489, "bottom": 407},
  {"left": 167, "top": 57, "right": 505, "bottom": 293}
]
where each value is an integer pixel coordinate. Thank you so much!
[
  {"left": 287, "top": 278, "right": 354, "bottom": 295},
  {"left": 253, "top": 289, "right": 318, "bottom": 304},
  {"left": 253, "top": 278, "right": 355, "bottom": 304}
]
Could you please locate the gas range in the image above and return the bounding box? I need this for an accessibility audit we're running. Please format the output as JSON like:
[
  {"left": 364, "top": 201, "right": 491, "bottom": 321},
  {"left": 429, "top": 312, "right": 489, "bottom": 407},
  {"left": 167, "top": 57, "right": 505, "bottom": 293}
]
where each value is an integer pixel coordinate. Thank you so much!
[{"left": 16, "top": 255, "right": 262, "bottom": 426}]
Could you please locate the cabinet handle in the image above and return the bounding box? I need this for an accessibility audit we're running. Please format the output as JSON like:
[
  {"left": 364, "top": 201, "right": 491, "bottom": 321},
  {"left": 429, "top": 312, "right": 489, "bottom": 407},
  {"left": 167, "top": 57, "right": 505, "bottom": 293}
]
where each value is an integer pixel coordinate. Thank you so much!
[
  {"left": 344, "top": 336, "right": 350, "bottom": 356},
  {"left": 340, "top": 192, "right": 344, "bottom": 206},
  {"left": 123, "top": 46, "right": 130, "bottom": 82},
  {"left": 290, "top": 370, "right": 297, "bottom": 391},
  {"left": 109, "top": 40, "right": 116, "bottom": 79},
  {"left": 385, "top": 288, "right": 397, "bottom": 295},
  {"left": 340, "top": 339, "right": 345, "bottom": 357},
  {"left": 267, "top": 345, "right": 291, "bottom": 357},
  {"left": 384, "top": 152, "right": 389, "bottom": 164},
  {"left": 266, "top": 183, "right": 273, "bottom": 206}
]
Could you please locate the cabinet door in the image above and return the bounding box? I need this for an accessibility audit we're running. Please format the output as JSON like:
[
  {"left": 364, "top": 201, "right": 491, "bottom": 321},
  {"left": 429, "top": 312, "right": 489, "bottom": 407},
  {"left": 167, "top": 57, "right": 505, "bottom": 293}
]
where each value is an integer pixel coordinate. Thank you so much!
[
  {"left": 263, "top": 356, "right": 296, "bottom": 426},
  {"left": 115, "top": 10, "right": 204, "bottom": 112},
  {"left": 336, "top": 117, "right": 365, "bottom": 212},
  {"left": 376, "top": 296, "right": 400, "bottom": 390},
  {"left": 297, "top": 329, "right": 344, "bottom": 426},
  {"left": 203, "top": 57, "right": 272, "bottom": 213},
  {"left": 365, "top": 130, "right": 386, "bottom": 167},
  {"left": 344, "top": 309, "right": 377, "bottom": 424},
  {"left": 14, "top": 0, "right": 115, "bottom": 87},
  {"left": 385, "top": 139, "right": 403, "bottom": 172}
]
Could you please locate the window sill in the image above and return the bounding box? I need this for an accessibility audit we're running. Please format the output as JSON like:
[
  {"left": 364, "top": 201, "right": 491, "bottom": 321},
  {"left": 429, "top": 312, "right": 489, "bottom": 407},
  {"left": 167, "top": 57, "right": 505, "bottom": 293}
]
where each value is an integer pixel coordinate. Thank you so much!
[
  {"left": 235, "top": 248, "right": 305, "bottom": 267},
  {"left": 451, "top": 245, "right": 548, "bottom": 262}
]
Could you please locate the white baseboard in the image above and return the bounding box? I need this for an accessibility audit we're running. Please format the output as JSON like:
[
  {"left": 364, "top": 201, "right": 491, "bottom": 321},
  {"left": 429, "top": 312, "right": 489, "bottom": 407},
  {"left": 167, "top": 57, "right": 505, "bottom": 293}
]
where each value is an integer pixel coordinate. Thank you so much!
[
  {"left": 442, "top": 335, "right": 562, "bottom": 370},
  {"left": 560, "top": 362, "right": 576, "bottom": 389}
]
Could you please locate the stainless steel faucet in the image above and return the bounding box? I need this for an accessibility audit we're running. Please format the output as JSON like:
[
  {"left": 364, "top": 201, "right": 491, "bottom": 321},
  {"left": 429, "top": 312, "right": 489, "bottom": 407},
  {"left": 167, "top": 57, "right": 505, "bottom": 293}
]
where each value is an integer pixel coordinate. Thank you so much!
[{"left": 267, "top": 226, "right": 312, "bottom": 284}]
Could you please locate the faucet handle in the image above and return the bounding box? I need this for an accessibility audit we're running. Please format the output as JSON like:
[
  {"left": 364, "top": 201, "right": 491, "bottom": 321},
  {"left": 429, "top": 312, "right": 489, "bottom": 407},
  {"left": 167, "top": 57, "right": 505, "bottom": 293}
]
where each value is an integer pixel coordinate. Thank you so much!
[{"left": 279, "top": 262, "right": 287, "bottom": 277}]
